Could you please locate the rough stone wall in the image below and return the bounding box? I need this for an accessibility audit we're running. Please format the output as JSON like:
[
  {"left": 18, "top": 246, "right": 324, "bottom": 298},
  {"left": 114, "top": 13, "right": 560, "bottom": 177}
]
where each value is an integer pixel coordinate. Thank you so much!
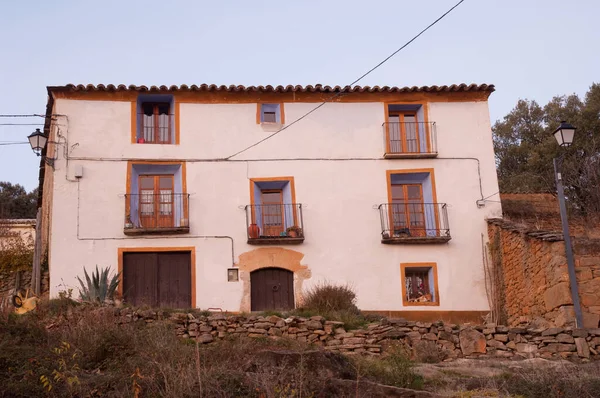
[
  {"left": 0, "top": 270, "right": 49, "bottom": 308},
  {"left": 112, "top": 309, "right": 600, "bottom": 361},
  {"left": 487, "top": 218, "right": 600, "bottom": 328},
  {"left": 574, "top": 239, "right": 600, "bottom": 324}
]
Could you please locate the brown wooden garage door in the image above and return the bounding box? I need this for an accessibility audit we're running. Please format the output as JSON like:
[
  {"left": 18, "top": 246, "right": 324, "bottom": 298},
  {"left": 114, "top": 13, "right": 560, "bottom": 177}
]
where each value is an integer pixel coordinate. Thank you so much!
[
  {"left": 123, "top": 251, "right": 191, "bottom": 308},
  {"left": 251, "top": 268, "right": 294, "bottom": 311}
]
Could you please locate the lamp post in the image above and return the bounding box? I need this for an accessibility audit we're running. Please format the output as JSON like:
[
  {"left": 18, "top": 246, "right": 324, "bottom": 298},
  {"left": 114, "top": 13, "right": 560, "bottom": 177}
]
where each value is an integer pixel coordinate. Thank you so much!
[
  {"left": 552, "top": 121, "right": 583, "bottom": 328},
  {"left": 27, "top": 128, "right": 54, "bottom": 167}
]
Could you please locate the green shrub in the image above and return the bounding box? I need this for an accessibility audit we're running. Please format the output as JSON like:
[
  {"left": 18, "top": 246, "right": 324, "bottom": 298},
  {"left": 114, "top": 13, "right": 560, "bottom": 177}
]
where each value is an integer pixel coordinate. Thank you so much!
[
  {"left": 76, "top": 266, "right": 120, "bottom": 303},
  {"left": 301, "top": 282, "right": 359, "bottom": 314},
  {"left": 353, "top": 345, "right": 423, "bottom": 390}
]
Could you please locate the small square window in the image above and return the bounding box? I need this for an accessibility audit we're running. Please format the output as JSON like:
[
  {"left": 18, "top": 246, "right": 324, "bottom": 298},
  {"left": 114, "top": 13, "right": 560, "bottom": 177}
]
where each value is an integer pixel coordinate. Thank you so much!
[
  {"left": 259, "top": 103, "right": 283, "bottom": 124},
  {"left": 402, "top": 264, "right": 438, "bottom": 306},
  {"left": 263, "top": 111, "right": 277, "bottom": 123},
  {"left": 227, "top": 268, "right": 239, "bottom": 282}
]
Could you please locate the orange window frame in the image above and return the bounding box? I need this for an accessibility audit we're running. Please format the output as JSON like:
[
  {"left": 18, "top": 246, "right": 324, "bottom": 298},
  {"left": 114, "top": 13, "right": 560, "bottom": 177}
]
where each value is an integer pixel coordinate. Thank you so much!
[
  {"left": 125, "top": 161, "right": 188, "bottom": 229},
  {"left": 249, "top": 177, "right": 297, "bottom": 227},
  {"left": 386, "top": 169, "right": 440, "bottom": 236},
  {"left": 256, "top": 103, "right": 285, "bottom": 124},
  {"left": 384, "top": 103, "right": 431, "bottom": 154},
  {"left": 131, "top": 98, "right": 180, "bottom": 144},
  {"left": 138, "top": 174, "right": 175, "bottom": 228},
  {"left": 400, "top": 263, "right": 440, "bottom": 306},
  {"left": 260, "top": 189, "right": 285, "bottom": 236},
  {"left": 388, "top": 112, "right": 420, "bottom": 154},
  {"left": 390, "top": 183, "right": 426, "bottom": 235}
]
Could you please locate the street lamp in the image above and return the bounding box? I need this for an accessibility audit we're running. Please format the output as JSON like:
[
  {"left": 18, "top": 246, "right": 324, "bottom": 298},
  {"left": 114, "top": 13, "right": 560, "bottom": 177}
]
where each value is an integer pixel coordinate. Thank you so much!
[
  {"left": 552, "top": 121, "right": 583, "bottom": 328},
  {"left": 27, "top": 128, "right": 54, "bottom": 167},
  {"left": 553, "top": 121, "right": 576, "bottom": 147},
  {"left": 27, "top": 129, "right": 47, "bottom": 155}
]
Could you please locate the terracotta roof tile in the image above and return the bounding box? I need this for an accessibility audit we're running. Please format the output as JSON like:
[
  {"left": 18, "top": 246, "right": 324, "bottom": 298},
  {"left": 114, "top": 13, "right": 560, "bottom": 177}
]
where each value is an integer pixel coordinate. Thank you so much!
[{"left": 48, "top": 83, "right": 495, "bottom": 94}]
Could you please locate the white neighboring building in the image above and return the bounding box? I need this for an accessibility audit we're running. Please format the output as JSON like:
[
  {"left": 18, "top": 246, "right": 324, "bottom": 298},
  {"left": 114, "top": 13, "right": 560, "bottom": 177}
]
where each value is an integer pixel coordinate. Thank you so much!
[{"left": 40, "top": 83, "right": 501, "bottom": 322}]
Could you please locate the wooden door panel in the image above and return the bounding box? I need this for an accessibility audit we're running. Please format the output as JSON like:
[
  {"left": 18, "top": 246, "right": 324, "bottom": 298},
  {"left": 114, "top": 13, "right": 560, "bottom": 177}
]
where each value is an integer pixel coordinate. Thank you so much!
[
  {"left": 158, "top": 252, "right": 191, "bottom": 308},
  {"left": 391, "top": 183, "right": 426, "bottom": 236},
  {"left": 139, "top": 176, "right": 157, "bottom": 228},
  {"left": 123, "top": 251, "right": 191, "bottom": 309},
  {"left": 261, "top": 190, "right": 284, "bottom": 237},
  {"left": 138, "top": 175, "right": 174, "bottom": 229},
  {"left": 123, "top": 253, "right": 158, "bottom": 307},
  {"left": 251, "top": 268, "right": 294, "bottom": 311}
]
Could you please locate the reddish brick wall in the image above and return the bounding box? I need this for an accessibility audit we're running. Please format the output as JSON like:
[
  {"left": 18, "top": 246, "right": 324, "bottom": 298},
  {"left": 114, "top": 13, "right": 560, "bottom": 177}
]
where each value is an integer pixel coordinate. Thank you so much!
[{"left": 487, "top": 219, "right": 600, "bottom": 328}]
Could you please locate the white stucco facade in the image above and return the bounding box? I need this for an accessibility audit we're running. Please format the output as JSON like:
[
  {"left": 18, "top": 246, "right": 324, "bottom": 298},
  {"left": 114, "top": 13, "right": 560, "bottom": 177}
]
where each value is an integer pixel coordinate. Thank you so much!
[{"left": 43, "top": 85, "right": 501, "bottom": 319}]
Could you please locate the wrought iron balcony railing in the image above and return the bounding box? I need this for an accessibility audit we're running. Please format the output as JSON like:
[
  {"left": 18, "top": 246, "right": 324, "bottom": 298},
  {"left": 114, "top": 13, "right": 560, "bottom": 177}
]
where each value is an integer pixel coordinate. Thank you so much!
[
  {"left": 245, "top": 203, "right": 304, "bottom": 244},
  {"left": 378, "top": 203, "right": 450, "bottom": 243},
  {"left": 124, "top": 193, "right": 189, "bottom": 235},
  {"left": 382, "top": 121, "right": 437, "bottom": 158},
  {"left": 137, "top": 113, "right": 175, "bottom": 144}
]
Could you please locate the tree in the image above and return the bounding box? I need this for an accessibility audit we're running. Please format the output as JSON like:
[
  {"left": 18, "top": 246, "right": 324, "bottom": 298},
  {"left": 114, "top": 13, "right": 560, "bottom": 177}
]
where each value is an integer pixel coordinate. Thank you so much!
[
  {"left": 0, "top": 182, "right": 38, "bottom": 219},
  {"left": 493, "top": 83, "right": 600, "bottom": 215},
  {"left": 0, "top": 222, "right": 34, "bottom": 272}
]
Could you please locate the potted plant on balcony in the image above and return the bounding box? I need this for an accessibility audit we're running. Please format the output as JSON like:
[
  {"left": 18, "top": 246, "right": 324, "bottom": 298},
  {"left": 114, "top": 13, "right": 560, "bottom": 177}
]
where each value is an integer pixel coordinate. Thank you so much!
[
  {"left": 248, "top": 223, "right": 260, "bottom": 239},
  {"left": 286, "top": 225, "right": 303, "bottom": 238},
  {"left": 125, "top": 214, "right": 133, "bottom": 229}
]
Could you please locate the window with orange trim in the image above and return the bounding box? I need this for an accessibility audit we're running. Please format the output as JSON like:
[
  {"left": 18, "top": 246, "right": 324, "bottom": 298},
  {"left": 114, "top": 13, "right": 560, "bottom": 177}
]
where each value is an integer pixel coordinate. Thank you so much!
[
  {"left": 390, "top": 183, "right": 426, "bottom": 237},
  {"left": 135, "top": 95, "right": 176, "bottom": 144},
  {"left": 140, "top": 103, "right": 171, "bottom": 144},
  {"left": 138, "top": 175, "right": 175, "bottom": 228},
  {"left": 388, "top": 112, "right": 420, "bottom": 153},
  {"left": 401, "top": 263, "right": 439, "bottom": 306},
  {"left": 257, "top": 103, "right": 284, "bottom": 124}
]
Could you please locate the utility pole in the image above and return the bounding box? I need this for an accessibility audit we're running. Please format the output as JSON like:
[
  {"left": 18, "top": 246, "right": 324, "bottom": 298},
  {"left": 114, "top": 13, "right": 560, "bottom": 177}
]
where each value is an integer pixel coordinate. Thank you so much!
[{"left": 553, "top": 156, "right": 583, "bottom": 328}]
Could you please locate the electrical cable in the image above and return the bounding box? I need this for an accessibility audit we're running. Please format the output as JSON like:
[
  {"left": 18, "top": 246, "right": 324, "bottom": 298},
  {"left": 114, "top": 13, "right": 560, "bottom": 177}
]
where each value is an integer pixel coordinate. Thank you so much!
[
  {"left": 0, "top": 142, "right": 28, "bottom": 146},
  {"left": 0, "top": 114, "right": 47, "bottom": 118},
  {"left": 481, "top": 191, "right": 499, "bottom": 201},
  {"left": 72, "top": 180, "right": 236, "bottom": 266},
  {"left": 225, "top": 0, "right": 467, "bottom": 160},
  {"left": 0, "top": 123, "right": 45, "bottom": 126}
]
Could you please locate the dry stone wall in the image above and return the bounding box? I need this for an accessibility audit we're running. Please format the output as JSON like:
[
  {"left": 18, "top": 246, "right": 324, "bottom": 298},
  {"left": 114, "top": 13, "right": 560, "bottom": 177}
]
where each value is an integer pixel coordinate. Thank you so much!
[
  {"left": 116, "top": 308, "right": 600, "bottom": 361},
  {"left": 487, "top": 218, "right": 600, "bottom": 328},
  {"left": 0, "top": 270, "right": 49, "bottom": 308}
]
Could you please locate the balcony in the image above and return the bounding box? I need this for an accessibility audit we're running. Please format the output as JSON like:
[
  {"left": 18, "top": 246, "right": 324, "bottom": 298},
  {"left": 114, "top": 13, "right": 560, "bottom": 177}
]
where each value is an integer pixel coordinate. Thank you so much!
[
  {"left": 378, "top": 203, "right": 451, "bottom": 244},
  {"left": 124, "top": 193, "right": 189, "bottom": 235},
  {"left": 382, "top": 122, "right": 437, "bottom": 158},
  {"left": 245, "top": 204, "right": 304, "bottom": 245},
  {"left": 136, "top": 113, "right": 175, "bottom": 144}
]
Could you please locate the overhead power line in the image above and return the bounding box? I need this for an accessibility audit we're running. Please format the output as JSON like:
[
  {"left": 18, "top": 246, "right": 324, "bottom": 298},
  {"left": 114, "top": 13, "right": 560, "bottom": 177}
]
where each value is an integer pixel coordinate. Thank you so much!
[
  {"left": 0, "top": 114, "right": 47, "bottom": 118},
  {"left": 0, "top": 142, "right": 28, "bottom": 146},
  {"left": 0, "top": 123, "right": 44, "bottom": 126},
  {"left": 225, "top": 0, "right": 467, "bottom": 160}
]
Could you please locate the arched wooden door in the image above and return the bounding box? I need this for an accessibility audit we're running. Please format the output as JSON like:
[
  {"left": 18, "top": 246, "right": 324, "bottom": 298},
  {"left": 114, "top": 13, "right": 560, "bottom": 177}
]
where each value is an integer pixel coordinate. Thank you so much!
[{"left": 250, "top": 268, "right": 294, "bottom": 311}]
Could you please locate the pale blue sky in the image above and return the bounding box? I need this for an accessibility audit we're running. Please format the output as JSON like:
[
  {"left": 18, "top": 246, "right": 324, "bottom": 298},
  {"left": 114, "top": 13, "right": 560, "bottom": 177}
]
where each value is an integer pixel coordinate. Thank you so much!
[{"left": 1, "top": 0, "right": 598, "bottom": 191}]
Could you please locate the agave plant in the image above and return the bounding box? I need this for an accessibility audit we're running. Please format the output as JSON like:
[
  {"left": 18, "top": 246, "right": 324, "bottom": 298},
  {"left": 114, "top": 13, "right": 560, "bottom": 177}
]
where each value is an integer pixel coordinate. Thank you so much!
[{"left": 77, "top": 265, "right": 120, "bottom": 303}]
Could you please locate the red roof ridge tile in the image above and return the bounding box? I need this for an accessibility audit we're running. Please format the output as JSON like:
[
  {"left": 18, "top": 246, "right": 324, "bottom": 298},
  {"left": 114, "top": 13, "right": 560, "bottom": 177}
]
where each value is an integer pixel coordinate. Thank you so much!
[{"left": 48, "top": 83, "right": 495, "bottom": 94}]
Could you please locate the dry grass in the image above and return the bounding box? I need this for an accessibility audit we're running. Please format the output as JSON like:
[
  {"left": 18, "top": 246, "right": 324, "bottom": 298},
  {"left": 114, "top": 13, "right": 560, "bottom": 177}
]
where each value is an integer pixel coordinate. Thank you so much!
[
  {"left": 431, "top": 362, "right": 600, "bottom": 398},
  {"left": 0, "top": 298, "right": 418, "bottom": 397}
]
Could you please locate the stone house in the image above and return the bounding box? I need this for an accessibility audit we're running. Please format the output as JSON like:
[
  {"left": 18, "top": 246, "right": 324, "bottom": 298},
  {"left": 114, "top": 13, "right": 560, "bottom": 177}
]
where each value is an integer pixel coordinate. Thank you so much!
[{"left": 38, "top": 83, "right": 501, "bottom": 321}]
